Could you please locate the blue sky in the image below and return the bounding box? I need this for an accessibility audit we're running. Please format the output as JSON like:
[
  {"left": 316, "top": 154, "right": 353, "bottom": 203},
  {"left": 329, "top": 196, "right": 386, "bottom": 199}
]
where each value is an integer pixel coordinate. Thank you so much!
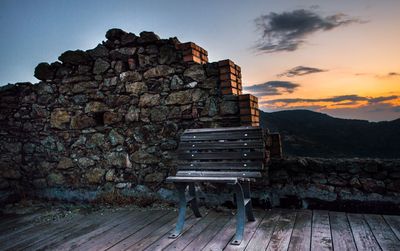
[{"left": 1, "top": 0, "right": 399, "bottom": 121}]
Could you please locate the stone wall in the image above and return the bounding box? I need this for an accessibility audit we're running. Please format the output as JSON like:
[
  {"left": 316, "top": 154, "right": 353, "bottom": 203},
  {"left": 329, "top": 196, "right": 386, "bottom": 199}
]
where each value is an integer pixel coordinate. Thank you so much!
[
  {"left": 262, "top": 158, "right": 400, "bottom": 213},
  {"left": 0, "top": 29, "right": 261, "bottom": 203}
]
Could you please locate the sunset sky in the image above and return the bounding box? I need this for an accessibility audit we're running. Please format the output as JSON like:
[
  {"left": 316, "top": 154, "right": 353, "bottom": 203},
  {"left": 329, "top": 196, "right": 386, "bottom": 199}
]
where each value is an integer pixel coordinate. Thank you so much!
[{"left": 0, "top": 0, "right": 399, "bottom": 121}]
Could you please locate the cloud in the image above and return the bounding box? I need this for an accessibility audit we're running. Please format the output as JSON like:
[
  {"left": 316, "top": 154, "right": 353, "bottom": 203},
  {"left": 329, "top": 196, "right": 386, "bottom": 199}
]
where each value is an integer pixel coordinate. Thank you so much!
[
  {"left": 387, "top": 72, "right": 400, "bottom": 77},
  {"left": 260, "top": 94, "right": 400, "bottom": 121},
  {"left": 278, "top": 66, "right": 327, "bottom": 77},
  {"left": 245, "top": 81, "right": 300, "bottom": 96},
  {"left": 262, "top": 94, "right": 370, "bottom": 104},
  {"left": 254, "top": 9, "right": 362, "bottom": 53}
]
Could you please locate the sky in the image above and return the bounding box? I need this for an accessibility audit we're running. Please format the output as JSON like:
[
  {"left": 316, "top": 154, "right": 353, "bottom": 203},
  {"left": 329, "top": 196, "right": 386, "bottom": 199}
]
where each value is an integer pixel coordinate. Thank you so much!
[{"left": 0, "top": 0, "right": 399, "bottom": 121}]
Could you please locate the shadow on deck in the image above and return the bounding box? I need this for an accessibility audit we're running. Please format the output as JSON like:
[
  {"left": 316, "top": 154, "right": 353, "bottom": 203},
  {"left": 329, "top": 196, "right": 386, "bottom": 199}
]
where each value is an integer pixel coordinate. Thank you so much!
[{"left": 1, "top": 207, "right": 400, "bottom": 250}]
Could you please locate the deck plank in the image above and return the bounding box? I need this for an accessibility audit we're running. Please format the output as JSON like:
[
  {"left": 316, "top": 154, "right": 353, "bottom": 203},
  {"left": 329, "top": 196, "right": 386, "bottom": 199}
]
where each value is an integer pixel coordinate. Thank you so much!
[
  {"left": 311, "top": 210, "right": 333, "bottom": 251},
  {"left": 329, "top": 211, "right": 357, "bottom": 251},
  {"left": 117, "top": 211, "right": 195, "bottom": 251},
  {"left": 364, "top": 214, "right": 400, "bottom": 251},
  {"left": 265, "top": 209, "right": 297, "bottom": 251},
  {"left": 52, "top": 210, "right": 142, "bottom": 251},
  {"left": 15, "top": 210, "right": 129, "bottom": 251},
  {"left": 183, "top": 212, "right": 231, "bottom": 251},
  {"left": 106, "top": 211, "right": 177, "bottom": 251},
  {"left": 383, "top": 215, "right": 400, "bottom": 241},
  {"left": 223, "top": 211, "right": 264, "bottom": 251},
  {"left": 201, "top": 215, "right": 236, "bottom": 251},
  {"left": 347, "top": 213, "right": 382, "bottom": 251},
  {"left": 245, "top": 210, "right": 280, "bottom": 251},
  {"left": 143, "top": 212, "right": 212, "bottom": 251},
  {"left": 73, "top": 210, "right": 169, "bottom": 251},
  {"left": 162, "top": 211, "right": 217, "bottom": 250},
  {"left": 288, "top": 210, "right": 312, "bottom": 251}
]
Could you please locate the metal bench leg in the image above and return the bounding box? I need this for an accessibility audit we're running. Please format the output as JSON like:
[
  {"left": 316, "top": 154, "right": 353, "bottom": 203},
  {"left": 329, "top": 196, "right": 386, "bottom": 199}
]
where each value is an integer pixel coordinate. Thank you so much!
[
  {"left": 189, "top": 184, "right": 202, "bottom": 217},
  {"left": 243, "top": 181, "right": 255, "bottom": 221},
  {"left": 169, "top": 183, "right": 187, "bottom": 238},
  {"left": 230, "top": 183, "right": 245, "bottom": 245}
]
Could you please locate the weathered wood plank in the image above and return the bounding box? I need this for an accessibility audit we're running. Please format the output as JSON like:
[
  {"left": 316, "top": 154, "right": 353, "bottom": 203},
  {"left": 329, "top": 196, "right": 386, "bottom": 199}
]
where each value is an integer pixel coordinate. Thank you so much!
[
  {"left": 51, "top": 210, "right": 143, "bottom": 251},
  {"left": 161, "top": 211, "right": 217, "bottom": 250},
  {"left": 177, "top": 161, "right": 264, "bottom": 171},
  {"left": 265, "top": 210, "right": 297, "bottom": 251},
  {"left": 347, "top": 213, "right": 381, "bottom": 251},
  {"left": 176, "top": 171, "right": 261, "bottom": 178},
  {"left": 181, "top": 130, "right": 263, "bottom": 141},
  {"left": 73, "top": 210, "right": 168, "bottom": 251},
  {"left": 166, "top": 176, "right": 238, "bottom": 183},
  {"left": 364, "top": 214, "right": 400, "bottom": 251},
  {"left": 182, "top": 213, "right": 230, "bottom": 251},
  {"left": 107, "top": 211, "right": 177, "bottom": 251},
  {"left": 223, "top": 211, "right": 264, "bottom": 251},
  {"left": 245, "top": 210, "right": 280, "bottom": 251},
  {"left": 288, "top": 210, "right": 312, "bottom": 251},
  {"left": 383, "top": 215, "right": 400, "bottom": 241},
  {"left": 311, "top": 210, "right": 333, "bottom": 251},
  {"left": 184, "top": 126, "right": 260, "bottom": 133},
  {"left": 201, "top": 216, "right": 236, "bottom": 251},
  {"left": 329, "top": 211, "right": 357, "bottom": 251},
  {"left": 10, "top": 210, "right": 131, "bottom": 251},
  {"left": 179, "top": 140, "right": 264, "bottom": 150},
  {"left": 141, "top": 212, "right": 207, "bottom": 251},
  {"left": 178, "top": 151, "right": 264, "bottom": 161}
]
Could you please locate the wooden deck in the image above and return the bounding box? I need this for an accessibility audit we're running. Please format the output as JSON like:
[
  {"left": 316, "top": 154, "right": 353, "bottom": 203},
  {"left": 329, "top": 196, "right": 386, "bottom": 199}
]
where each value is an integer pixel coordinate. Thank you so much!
[{"left": 1, "top": 208, "right": 400, "bottom": 250}]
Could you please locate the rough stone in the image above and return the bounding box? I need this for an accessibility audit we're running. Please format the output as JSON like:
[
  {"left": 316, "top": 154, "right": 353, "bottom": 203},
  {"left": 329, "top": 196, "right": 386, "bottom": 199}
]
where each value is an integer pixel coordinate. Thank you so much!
[
  {"left": 103, "top": 111, "right": 122, "bottom": 125},
  {"left": 50, "top": 109, "right": 70, "bottom": 129},
  {"left": 70, "top": 115, "right": 96, "bottom": 129},
  {"left": 57, "top": 157, "right": 74, "bottom": 170},
  {"left": 220, "top": 101, "right": 238, "bottom": 115},
  {"left": 86, "top": 168, "right": 106, "bottom": 184},
  {"left": 2, "top": 169, "right": 21, "bottom": 179},
  {"left": 145, "top": 172, "right": 164, "bottom": 183},
  {"left": 184, "top": 64, "right": 206, "bottom": 82},
  {"left": 105, "top": 28, "right": 126, "bottom": 41},
  {"left": 143, "top": 65, "right": 175, "bottom": 79},
  {"left": 47, "top": 173, "right": 65, "bottom": 186},
  {"left": 34, "top": 62, "right": 54, "bottom": 81},
  {"left": 107, "top": 152, "right": 132, "bottom": 168},
  {"left": 159, "top": 45, "right": 177, "bottom": 64},
  {"left": 87, "top": 133, "right": 105, "bottom": 148},
  {"left": 131, "top": 150, "right": 159, "bottom": 164},
  {"left": 85, "top": 101, "right": 108, "bottom": 113},
  {"left": 150, "top": 106, "right": 168, "bottom": 122},
  {"left": 78, "top": 157, "right": 95, "bottom": 168},
  {"left": 108, "top": 129, "right": 124, "bottom": 146},
  {"left": 125, "top": 106, "right": 140, "bottom": 122},
  {"left": 139, "top": 93, "right": 160, "bottom": 107},
  {"left": 105, "top": 169, "right": 116, "bottom": 182},
  {"left": 137, "top": 31, "right": 160, "bottom": 43},
  {"left": 125, "top": 82, "right": 147, "bottom": 96},
  {"left": 120, "top": 71, "right": 142, "bottom": 82},
  {"left": 93, "top": 58, "right": 110, "bottom": 74},
  {"left": 165, "top": 90, "right": 192, "bottom": 105},
  {"left": 58, "top": 50, "right": 91, "bottom": 65},
  {"left": 87, "top": 44, "right": 109, "bottom": 58}
]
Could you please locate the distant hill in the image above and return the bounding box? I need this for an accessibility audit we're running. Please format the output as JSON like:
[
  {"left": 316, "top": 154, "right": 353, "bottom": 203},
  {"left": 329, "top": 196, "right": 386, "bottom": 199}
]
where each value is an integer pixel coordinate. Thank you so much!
[{"left": 260, "top": 110, "right": 400, "bottom": 158}]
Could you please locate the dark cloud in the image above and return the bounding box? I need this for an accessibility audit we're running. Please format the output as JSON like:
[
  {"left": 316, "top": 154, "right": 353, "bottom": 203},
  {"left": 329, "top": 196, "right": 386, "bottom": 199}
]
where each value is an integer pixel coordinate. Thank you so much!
[
  {"left": 368, "top": 95, "right": 398, "bottom": 103},
  {"left": 388, "top": 72, "right": 400, "bottom": 77},
  {"left": 262, "top": 94, "right": 369, "bottom": 104},
  {"left": 245, "top": 81, "right": 300, "bottom": 96},
  {"left": 278, "top": 66, "right": 327, "bottom": 77},
  {"left": 255, "top": 9, "right": 362, "bottom": 53}
]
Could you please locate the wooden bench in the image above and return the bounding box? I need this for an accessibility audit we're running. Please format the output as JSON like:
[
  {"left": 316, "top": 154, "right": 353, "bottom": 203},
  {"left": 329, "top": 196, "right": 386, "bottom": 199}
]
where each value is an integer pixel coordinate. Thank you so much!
[{"left": 166, "top": 126, "right": 266, "bottom": 245}]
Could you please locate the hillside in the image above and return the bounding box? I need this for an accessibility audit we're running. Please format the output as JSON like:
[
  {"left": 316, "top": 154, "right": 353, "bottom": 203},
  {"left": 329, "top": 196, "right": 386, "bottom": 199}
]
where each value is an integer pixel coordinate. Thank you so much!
[{"left": 260, "top": 110, "right": 400, "bottom": 158}]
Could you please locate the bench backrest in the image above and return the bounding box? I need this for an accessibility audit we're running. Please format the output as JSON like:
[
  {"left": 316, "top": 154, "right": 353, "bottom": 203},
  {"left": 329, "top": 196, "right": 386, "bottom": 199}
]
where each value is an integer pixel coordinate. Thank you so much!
[{"left": 176, "top": 126, "right": 266, "bottom": 179}]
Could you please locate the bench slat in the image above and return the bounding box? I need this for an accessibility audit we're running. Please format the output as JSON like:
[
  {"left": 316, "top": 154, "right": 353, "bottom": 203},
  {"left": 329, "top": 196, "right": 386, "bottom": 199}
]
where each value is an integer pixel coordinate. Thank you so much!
[
  {"left": 177, "top": 161, "right": 264, "bottom": 170},
  {"left": 181, "top": 130, "right": 263, "bottom": 141},
  {"left": 166, "top": 176, "right": 239, "bottom": 184},
  {"left": 176, "top": 171, "right": 262, "bottom": 178},
  {"left": 178, "top": 151, "right": 264, "bottom": 160},
  {"left": 178, "top": 140, "right": 264, "bottom": 150},
  {"left": 183, "top": 126, "right": 260, "bottom": 133}
]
